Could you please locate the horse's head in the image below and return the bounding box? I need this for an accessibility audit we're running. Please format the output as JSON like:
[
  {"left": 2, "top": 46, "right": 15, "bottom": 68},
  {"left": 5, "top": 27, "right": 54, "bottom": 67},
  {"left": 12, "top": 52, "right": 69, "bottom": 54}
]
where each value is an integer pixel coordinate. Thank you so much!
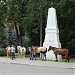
[
  {"left": 17, "top": 46, "right": 21, "bottom": 51},
  {"left": 48, "top": 46, "right": 57, "bottom": 51},
  {"left": 48, "top": 46, "right": 52, "bottom": 51}
]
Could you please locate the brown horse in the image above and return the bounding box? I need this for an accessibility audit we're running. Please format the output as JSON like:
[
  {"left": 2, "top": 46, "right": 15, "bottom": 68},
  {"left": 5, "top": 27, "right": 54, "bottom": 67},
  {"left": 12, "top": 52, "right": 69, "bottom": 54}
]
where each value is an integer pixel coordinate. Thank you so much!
[
  {"left": 6, "top": 46, "right": 11, "bottom": 58},
  {"left": 48, "top": 46, "right": 70, "bottom": 62}
]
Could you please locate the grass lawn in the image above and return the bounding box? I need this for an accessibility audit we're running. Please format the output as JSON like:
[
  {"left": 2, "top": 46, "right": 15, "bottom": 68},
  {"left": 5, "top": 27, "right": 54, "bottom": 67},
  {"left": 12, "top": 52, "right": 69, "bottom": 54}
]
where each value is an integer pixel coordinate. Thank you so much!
[
  {"left": 0, "top": 55, "right": 75, "bottom": 63},
  {"left": 62, "top": 59, "right": 75, "bottom": 63},
  {"left": 35, "top": 57, "right": 75, "bottom": 63},
  {"left": 47, "top": 59, "right": 75, "bottom": 63}
]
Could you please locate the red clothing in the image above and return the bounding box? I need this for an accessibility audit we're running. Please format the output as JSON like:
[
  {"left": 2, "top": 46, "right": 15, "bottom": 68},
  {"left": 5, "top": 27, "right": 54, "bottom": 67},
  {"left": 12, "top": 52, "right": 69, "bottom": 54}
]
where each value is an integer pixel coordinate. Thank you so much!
[{"left": 30, "top": 48, "right": 34, "bottom": 52}]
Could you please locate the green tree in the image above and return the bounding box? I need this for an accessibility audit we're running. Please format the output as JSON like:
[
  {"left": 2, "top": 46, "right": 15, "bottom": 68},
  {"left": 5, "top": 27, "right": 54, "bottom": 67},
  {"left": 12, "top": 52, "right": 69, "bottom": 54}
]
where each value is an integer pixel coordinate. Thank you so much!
[
  {"left": 0, "top": 0, "right": 75, "bottom": 51},
  {"left": 57, "top": 0, "right": 75, "bottom": 48}
]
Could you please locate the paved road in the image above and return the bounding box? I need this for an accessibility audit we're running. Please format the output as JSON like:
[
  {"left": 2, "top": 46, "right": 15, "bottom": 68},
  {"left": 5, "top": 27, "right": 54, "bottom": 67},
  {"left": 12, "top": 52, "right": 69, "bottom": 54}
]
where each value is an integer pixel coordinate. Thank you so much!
[
  {"left": 0, "top": 57, "right": 74, "bottom": 75},
  {"left": 0, "top": 62, "right": 74, "bottom": 75}
]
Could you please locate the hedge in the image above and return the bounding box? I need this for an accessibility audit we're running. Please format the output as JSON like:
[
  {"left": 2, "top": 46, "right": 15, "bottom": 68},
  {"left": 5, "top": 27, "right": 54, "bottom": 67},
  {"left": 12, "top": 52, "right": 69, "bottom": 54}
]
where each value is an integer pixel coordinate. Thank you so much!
[{"left": 0, "top": 48, "right": 7, "bottom": 56}]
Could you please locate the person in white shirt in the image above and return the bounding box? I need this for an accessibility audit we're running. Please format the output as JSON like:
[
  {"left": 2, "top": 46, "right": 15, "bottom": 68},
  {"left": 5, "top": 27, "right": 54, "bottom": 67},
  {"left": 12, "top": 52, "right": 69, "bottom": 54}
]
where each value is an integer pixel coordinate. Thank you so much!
[{"left": 10, "top": 44, "right": 15, "bottom": 60}]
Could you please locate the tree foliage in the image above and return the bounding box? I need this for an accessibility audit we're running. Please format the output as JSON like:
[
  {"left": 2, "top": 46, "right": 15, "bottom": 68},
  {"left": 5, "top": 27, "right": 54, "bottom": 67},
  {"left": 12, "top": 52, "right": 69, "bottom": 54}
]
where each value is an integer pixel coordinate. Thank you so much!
[{"left": 0, "top": 0, "right": 75, "bottom": 50}]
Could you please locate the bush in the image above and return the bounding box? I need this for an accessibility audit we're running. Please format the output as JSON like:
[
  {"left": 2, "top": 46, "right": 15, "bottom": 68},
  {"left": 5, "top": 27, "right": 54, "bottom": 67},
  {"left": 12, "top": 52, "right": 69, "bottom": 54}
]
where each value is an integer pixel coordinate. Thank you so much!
[{"left": 0, "top": 48, "right": 7, "bottom": 56}]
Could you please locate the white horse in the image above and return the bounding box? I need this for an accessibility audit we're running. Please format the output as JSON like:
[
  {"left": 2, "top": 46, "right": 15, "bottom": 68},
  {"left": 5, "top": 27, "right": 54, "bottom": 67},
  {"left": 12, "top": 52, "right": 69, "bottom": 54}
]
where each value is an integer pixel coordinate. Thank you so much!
[
  {"left": 6, "top": 46, "right": 11, "bottom": 58},
  {"left": 36, "top": 47, "right": 47, "bottom": 53},
  {"left": 17, "top": 46, "right": 26, "bottom": 59},
  {"left": 36, "top": 47, "right": 47, "bottom": 61}
]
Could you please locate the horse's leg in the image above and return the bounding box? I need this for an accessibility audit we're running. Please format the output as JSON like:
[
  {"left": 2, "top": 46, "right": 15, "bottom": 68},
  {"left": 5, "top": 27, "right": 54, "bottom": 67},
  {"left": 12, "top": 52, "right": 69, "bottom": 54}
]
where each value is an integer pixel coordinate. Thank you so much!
[
  {"left": 8, "top": 52, "right": 11, "bottom": 59},
  {"left": 24, "top": 52, "right": 25, "bottom": 59},
  {"left": 7, "top": 52, "right": 8, "bottom": 57},
  {"left": 55, "top": 54, "right": 58, "bottom": 62},
  {"left": 44, "top": 54, "right": 46, "bottom": 61},
  {"left": 67, "top": 54, "right": 70, "bottom": 62},
  {"left": 7, "top": 52, "right": 10, "bottom": 58},
  {"left": 21, "top": 52, "right": 23, "bottom": 58},
  {"left": 19, "top": 53, "right": 21, "bottom": 59},
  {"left": 24, "top": 52, "right": 26, "bottom": 58},
  {"left": 8, "top": 53, "right": 10, "bottom": 58},
  {"left": 7, "top": 53, "right": 8, "bottom": 58},
  {"left": 64, "top": 55, "right": 68, "bottom": 62},
  {"left": 21, "top": 53, "right": 23, "bottom": 59},
  {"left": 22, "top": 52, "right": 25, "bottom": 59},
  {"left": 68, "top": 56, "right": 70, "bottom": 62}
]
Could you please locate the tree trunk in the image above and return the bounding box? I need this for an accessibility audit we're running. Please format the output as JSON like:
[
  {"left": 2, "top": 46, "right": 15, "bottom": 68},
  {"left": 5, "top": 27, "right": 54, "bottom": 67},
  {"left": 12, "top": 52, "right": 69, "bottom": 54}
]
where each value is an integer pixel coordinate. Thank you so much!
[{"left": 14, "top": 22, "right": 19, "bottom": 45}]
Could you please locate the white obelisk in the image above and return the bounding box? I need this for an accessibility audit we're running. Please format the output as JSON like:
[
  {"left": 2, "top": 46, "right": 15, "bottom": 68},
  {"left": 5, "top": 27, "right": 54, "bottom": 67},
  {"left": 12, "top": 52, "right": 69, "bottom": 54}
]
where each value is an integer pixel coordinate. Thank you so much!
[{"left": 43, "top": 7, "right": 62, "bottom": 60}]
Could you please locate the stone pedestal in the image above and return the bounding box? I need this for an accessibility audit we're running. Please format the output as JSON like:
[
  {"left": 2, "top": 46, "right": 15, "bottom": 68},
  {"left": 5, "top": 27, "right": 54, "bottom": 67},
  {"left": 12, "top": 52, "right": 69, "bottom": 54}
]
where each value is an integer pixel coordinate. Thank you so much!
[{"left": 43, "top": 7, "right": 62, "bottom": 60}]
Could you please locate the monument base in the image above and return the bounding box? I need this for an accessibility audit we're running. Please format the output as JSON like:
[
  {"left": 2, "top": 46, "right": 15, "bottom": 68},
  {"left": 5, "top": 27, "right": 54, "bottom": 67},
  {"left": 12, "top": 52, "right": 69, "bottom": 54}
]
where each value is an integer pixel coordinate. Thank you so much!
[{"left": 43, "top": 42, "right": 62, "bottom": 60}]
